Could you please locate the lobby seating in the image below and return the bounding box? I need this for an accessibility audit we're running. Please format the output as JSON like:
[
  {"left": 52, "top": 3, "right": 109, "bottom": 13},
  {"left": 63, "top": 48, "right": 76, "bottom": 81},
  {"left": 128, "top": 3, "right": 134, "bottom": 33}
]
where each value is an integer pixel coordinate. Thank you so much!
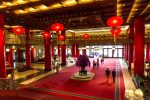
[{"left": 17, "top": 65, "right": 30, "bottom": 72}]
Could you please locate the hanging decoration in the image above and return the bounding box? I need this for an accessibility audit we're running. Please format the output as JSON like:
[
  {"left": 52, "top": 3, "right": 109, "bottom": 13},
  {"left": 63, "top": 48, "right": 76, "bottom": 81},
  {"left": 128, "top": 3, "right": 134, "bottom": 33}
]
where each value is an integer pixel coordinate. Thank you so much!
[
  {"left": 83, "top": 34, "right": 89, "bottom": 39},
  {"left": 42, "top": 32, "right": 50, "bottom": 39},
  {"left": 107, "top": 16, "right": 123, "bottom": 44},
  {"left": 59, "top": 35, "right": 65, "bottom": 41},
  {"left": 51, "top": 22, "right": 65, "bottom": 42},
  {"left": 13, "top": 27, "right": 25, "bottom": 35},
  {"left": 51, "top": 22, "right": 64, "bottom": 31},
  {"left": 111, "top": 27, "right": 121, "bottom": 39},
  {"left": 107, "top": 16, "right": 123, "bottom": 27}
]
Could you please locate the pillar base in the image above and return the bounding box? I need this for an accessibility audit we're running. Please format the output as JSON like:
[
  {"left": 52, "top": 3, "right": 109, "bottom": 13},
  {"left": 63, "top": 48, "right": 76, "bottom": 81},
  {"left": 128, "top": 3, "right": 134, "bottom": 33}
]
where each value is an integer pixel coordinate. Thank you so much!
[{"left": 44, "top": 68, "right": 52, "bottom": 72}]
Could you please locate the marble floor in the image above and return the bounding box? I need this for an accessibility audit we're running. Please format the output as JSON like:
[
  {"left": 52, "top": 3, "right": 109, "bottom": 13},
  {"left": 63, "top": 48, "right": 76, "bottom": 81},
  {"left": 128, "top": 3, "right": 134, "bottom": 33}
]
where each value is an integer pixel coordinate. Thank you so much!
[
  {"left": 119, "top": 59, "right": 136, "bottom": 91},
  {"left": 13, "top": 58, "right": 75, "bottom": 84}
]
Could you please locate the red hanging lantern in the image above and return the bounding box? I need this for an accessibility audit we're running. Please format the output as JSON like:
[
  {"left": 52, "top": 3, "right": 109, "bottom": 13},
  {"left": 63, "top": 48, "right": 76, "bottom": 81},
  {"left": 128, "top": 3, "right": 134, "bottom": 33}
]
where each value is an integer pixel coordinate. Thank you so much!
[
  {"left": 51, "top": 23, "right": 64, "bottom": 31},
  {"left": 42, "top": 32, "right": 50, "bottom": 39},
  {"left": 111, "top": 27, "right": 121, "bottom": 39},
  {"left": 83, "top": 34, "right": 89, "bottom": 39},
  {"left": 59, "top": 35, "right": 65, "bottom": 41},
  {"left": 107, "top": 16, "right": 123, "bottom": 27},
  {"left": 13, "top": 27, "right": 25, "bottom": 35}
]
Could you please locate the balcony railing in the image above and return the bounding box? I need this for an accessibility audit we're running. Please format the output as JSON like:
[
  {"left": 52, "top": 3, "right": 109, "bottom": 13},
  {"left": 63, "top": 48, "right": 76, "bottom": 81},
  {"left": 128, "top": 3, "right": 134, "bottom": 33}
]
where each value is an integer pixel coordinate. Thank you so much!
[{"left": 5, "top": 33, "right": 150, "bottom": 45}]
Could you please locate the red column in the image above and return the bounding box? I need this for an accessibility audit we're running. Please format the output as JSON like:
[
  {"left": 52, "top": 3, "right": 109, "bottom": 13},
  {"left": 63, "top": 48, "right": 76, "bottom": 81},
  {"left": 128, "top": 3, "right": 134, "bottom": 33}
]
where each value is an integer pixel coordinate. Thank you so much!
[
  {"left": 61, "top": 30, "right": 66, "bottom": 66},
  {"left": 148, "top": 44, "right": 150, "bottom": 61},
  {"left": 0, "top": 14, "right": 6, "bottom": 78},
  {"left": 126, "top": 44, "right": 128, "bottom": 61},
  {"left": 44, "top": 36, "right": 51, "bottom": 71},
  {"left": 146, "top": 44, "right": 150, "bottom": 61},
  {"left": 129, "top": 44, "right": 133, "bottom": 68},
  {"left": 17, "top": 48, "right": 21, "bottom": 62},
  {"left": 76, "top": 44, "right": 79, "bottom": 57},
  {"left": 25, "top": 28, "right": 31, "bottom": 67},
  {"left": 83, "top": 49, "right": 86, "bottom": 55},
  {"left": 122, "top": 45, "right": 124, "bottom": 58},
  {"left": 9, "top": 48, "right": 14, "bottom": 68},
  {"left": 72, "top": 44, "right": 75, "bottom": 57},
  {"left": 6, "top": 52, "right": 9, "bottom": 62},
  {"left": 124, "top": 45, "right": 126, "bottom": 58},
  {"left": 31, "top": 48, "right": 34, "bottom": 63},
  {"left": 89, "top": 47, "right": 92, "bottom": 56},
  {"left": 124, "top": 44, "right": 127, "bottom": 60},
  {"left": 128, "top": 25, "right": 134, "bottom": 69},
  {"left": 58, "top": 45, "right": 61, "bottom": 57},
  {"left": 52, "top": 45, "right": 54, "bottom": 57},
  {"left": 61, "top": 44, "right": 66, "bottom": 66},
  {"left": 124, "top": 45, "right": 126, "bottom": 59},
  {"left": 134, "top": 16, "right": 145, "bottom": 76}
]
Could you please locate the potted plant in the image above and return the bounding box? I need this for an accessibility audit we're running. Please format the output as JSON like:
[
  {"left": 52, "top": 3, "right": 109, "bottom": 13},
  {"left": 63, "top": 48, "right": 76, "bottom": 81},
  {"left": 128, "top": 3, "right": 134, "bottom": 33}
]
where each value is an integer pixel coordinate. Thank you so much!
[{"left": 76, "top": 54, "right": 90, "bottom": 71}]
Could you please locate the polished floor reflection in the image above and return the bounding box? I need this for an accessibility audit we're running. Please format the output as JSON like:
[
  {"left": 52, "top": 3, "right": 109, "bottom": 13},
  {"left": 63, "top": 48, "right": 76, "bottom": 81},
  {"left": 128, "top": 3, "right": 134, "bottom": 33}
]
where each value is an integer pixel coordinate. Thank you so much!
[{"left": 13, "top": 58, "right": 75, "bottom": 84}]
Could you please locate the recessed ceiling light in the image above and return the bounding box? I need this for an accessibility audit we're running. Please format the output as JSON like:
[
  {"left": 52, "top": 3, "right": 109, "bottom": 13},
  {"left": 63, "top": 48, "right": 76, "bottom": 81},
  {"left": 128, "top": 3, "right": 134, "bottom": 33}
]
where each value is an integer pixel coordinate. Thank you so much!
[
  {"left": 38, "top": 4, "right": 49, "bottom": 10},
  {"left": 95, "top": 0, "right": 104, "bottom": 1},
  {"left": 25, "top": 7, "right": 37, "bottom": 12},
  {"left": 62, "top": 0, "right": 77, "bottom": 6},
  {"left": 15, "top": 0, "right": 26, "bottom": 4},
  {"left": 4, "top": 2, "right": 13, "bottom": 6},
  {"left": 79, "top": 0, "right": 93, "bottom": 3},
  {"left": 50, "top": 3, "right": 62, "bottom": 9},
  {"left": 14, "top": 9, "right": 26, "bottom": 14},
  {"left": 6, "top": 10, "right": 10, "bottom": 13},
  {"left": 30, "top": 0, "right": 40, "bottom": 2},
  {"left": 122, "top": 4, "right": 126, "bottom": 6},
  {"left": 0, "top": 4, "right": 6, "bottom": 8}
]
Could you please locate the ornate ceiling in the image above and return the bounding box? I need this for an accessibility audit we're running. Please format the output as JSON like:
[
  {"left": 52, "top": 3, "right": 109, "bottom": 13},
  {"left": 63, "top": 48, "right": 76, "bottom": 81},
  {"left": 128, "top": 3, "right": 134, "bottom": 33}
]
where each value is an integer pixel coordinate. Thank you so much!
[
  {"left": 1, "top": 0, "right": 150, "bottom": 45},
  {"left": 1, "top": 0, "right": 149, "bottom": 29}
]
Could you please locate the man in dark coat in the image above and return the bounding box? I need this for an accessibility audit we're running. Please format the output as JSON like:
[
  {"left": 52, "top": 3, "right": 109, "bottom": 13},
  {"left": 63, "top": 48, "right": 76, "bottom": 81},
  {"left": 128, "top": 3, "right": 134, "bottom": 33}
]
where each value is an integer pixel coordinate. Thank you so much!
[
  {"left": 101, "top": 58, "right": 104, "bottom": 65},
  {"left": 112, "top": 69, "right": 116, "bottom": 83},
  {"left": 105, "top": 68, "right": 110, "bottom": 83}
]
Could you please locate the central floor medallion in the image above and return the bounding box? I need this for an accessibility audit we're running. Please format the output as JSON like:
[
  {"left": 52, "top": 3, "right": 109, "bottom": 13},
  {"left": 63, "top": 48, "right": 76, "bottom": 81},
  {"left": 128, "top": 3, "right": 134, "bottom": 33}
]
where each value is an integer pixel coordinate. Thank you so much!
[{"left": 71, "top": 72, "right": 95, "bottom": 81}]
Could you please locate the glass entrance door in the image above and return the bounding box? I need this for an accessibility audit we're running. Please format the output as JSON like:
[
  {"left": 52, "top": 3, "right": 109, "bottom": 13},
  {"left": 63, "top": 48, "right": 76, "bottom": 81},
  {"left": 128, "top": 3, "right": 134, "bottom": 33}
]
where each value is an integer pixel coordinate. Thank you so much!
[{"left": 103, "top": 46, "right": 123, "bottom": 58}]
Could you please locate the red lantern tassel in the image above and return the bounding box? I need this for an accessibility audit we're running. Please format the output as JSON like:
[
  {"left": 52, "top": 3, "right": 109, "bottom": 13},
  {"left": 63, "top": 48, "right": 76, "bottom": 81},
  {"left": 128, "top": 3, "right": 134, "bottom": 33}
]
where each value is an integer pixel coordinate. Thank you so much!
[{"left": 114, "top": 33, "right": 116, "bottom": 44}]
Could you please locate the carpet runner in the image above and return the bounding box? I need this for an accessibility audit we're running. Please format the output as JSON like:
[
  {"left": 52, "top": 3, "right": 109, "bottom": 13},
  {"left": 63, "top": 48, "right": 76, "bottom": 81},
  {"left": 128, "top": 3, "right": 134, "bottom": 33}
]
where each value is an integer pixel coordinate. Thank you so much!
[{"left": 24, "top": 58, "right": 125, "bottom": 100}]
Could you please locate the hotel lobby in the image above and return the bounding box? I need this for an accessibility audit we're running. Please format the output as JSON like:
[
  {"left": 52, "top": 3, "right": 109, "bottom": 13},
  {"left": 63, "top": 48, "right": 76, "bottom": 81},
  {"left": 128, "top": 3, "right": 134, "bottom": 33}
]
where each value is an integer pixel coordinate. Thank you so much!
[{"left": 0, "top": 0, "right": 150, "bottom": 100}]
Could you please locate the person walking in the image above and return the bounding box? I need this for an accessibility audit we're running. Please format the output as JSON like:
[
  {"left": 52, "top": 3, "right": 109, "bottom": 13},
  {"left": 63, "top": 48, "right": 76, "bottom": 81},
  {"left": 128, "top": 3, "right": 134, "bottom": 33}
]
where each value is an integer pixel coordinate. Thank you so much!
[
  {"left": 112, "top": 69, "right": 116, "bottom": 83},
  {"left": 93, "top": 60, "right": 96, "bottom": 68},
  {"left": 101, "top": 58, "right": 104, "bottom": 65},
  {"left": 96, "top": 58, "right": 99, "bottom": 66},
  {"left": 105, "top": 68, "right": 110, "bottom": 83},
  {"left": 56, "top": 63, "right": 59, "bottom": 73}
]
